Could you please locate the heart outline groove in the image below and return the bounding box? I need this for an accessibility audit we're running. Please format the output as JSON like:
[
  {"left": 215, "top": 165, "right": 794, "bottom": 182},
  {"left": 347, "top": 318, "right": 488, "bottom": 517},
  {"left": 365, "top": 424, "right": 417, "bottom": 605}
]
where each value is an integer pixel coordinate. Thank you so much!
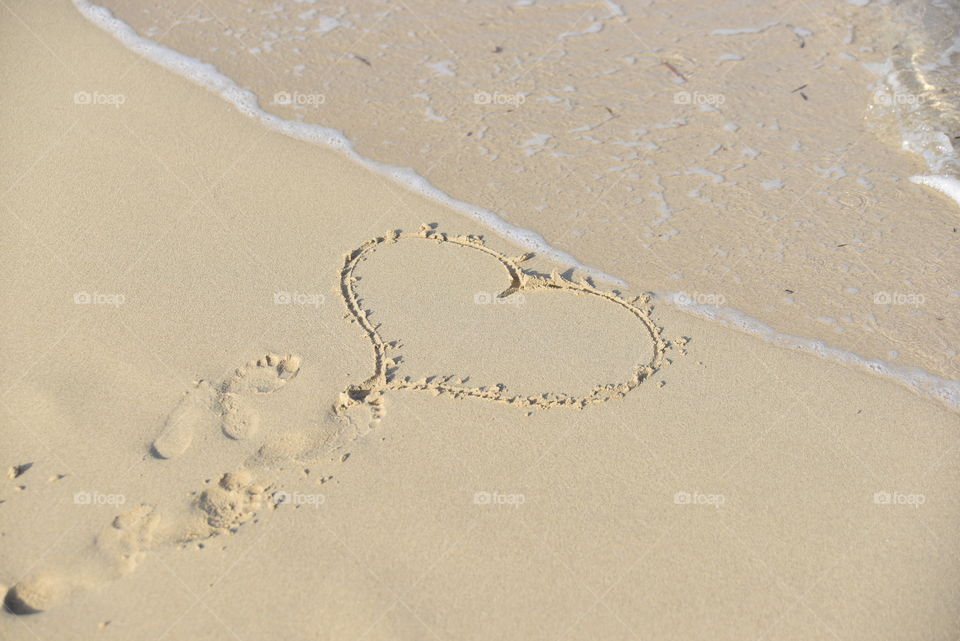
[{"left": 336, "top": 224, "right": 668, "bottom": 417}]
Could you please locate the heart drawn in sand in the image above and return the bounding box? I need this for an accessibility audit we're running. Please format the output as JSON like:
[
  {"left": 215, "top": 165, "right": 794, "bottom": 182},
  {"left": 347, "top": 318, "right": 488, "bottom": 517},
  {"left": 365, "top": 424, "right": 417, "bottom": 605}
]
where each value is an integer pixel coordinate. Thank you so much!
[{"left": 335, "top": 225, "right": 668, "bottom": 417}]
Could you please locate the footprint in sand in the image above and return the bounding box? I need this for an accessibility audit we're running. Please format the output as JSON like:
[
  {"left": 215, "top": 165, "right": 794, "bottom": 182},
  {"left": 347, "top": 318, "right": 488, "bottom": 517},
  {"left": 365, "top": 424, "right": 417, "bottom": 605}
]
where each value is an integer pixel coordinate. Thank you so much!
[
  {"left": 5, "top": 505, "right": 159, "bottom": 615},
  {"left": 151, "top": 353, "right": 302, "bottom": 459},
  {"left": 5, "top": 353, "right": 311, "bottom": 615},
  {"left": 4, "top": 471, "right": 277, "bottom": 615},
  {"left": 5, "top": 226, "right": 671, "bottom": 616}
]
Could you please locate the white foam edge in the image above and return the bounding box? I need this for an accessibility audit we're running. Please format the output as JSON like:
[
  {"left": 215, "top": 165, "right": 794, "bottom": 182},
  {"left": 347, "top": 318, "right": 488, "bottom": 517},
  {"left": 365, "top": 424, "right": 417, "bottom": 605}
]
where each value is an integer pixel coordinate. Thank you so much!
[
  {"left": 663, "top": 292, "right": 960, "bottom": 411},
  {"left": 862, "top": 60, "right": 960, "bottom": 210},
  {"left": 70, "top": 0, "right": 624, "bottom": 287},
  {"left": 909, "top": 175, "right": 960, "bottom": 209},
  {"left": 72, "top": 0, "right": 960, "bottom": 412}
]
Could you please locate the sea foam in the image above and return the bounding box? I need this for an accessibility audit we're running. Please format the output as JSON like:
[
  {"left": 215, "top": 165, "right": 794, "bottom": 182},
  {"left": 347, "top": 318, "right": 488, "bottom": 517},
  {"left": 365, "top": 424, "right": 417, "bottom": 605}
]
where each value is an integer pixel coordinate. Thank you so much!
[
  {"left": 69, "top": 0, "right": 623, "bottom": 286},
  {"left": 72, "top": 0, "right": 960, "bottom": 411}
]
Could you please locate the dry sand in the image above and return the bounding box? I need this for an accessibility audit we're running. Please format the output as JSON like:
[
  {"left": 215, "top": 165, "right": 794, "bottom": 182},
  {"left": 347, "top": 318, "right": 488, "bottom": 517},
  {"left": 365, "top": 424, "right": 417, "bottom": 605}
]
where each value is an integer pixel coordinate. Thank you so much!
[{"left": 1, "top": 1, "right": 959, "bottom": 640}]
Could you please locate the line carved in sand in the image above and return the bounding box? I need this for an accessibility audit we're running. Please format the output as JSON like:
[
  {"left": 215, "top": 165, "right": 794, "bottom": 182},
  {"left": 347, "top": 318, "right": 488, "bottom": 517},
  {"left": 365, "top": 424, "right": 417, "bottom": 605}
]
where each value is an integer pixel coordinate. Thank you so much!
[{"left": 336, "top": 224, "right": 668, "bottom": 415}]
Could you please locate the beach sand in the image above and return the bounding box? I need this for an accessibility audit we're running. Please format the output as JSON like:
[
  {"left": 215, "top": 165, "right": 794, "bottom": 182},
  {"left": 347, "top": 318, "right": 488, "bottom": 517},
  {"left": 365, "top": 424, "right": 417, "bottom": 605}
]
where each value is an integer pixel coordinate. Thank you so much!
[
  {"left": 87, "top": 0, "right": 960, "bottom": 383},
  {"left": 1, "top": 1, "right": 959, "bottom": 640}
]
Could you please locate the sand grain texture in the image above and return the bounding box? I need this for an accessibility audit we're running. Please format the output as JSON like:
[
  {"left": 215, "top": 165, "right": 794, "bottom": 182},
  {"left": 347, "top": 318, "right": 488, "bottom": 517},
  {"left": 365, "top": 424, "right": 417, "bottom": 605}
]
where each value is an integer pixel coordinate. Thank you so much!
[{"left": 1, "top": 2, "right": 958, "bottom": 640}]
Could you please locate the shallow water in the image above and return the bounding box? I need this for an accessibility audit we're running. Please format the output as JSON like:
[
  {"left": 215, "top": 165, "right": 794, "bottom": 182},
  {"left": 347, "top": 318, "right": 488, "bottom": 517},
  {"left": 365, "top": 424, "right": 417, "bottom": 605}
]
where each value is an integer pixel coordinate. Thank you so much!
[
  {"left": 75, "top": 0, "right": 960, "bottom": 402},
  {"left": 868, "top": 0, "right": 960, "bottom": 176}
]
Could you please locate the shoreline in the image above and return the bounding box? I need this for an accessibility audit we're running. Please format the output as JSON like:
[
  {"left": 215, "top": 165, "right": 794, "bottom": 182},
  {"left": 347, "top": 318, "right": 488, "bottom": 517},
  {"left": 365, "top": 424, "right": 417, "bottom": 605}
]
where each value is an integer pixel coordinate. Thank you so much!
[
  {"left": 71, "top": 0, "right": 625, "bottom": 286},
  {"left": 2, "top": 2, "right": 959, "bottom": 639},
  {"left": 80, "top": 0, "right": 960, "bottom": 384},
  {"left": 72, "top": 0, "right": 960, "bottom": 411}
]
